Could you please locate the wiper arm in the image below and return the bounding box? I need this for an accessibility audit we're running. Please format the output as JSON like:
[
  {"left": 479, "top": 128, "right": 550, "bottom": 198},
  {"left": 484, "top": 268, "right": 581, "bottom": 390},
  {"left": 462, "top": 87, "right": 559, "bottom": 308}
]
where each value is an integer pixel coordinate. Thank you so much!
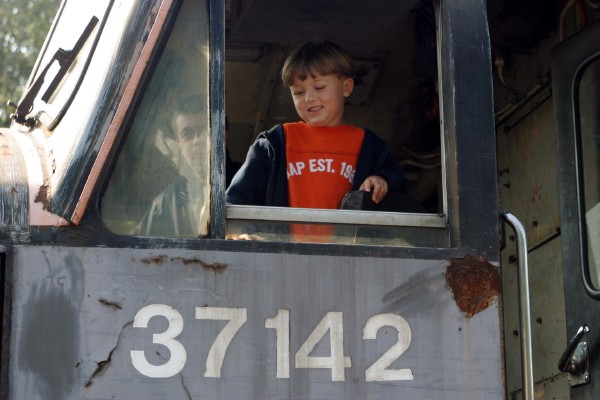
[{"left": 11, "top": 16, "right": 99, "bottom": 127}]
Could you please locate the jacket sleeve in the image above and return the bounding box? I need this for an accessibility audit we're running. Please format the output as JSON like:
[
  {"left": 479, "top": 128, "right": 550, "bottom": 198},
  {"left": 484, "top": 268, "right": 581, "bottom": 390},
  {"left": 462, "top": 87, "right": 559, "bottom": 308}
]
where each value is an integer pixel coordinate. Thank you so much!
[
  {"left": 225, "top": 136, "right": 273, "bottom": 205},
  {"left": 355, "top": 130, "right": 411, "bottom": 193}
]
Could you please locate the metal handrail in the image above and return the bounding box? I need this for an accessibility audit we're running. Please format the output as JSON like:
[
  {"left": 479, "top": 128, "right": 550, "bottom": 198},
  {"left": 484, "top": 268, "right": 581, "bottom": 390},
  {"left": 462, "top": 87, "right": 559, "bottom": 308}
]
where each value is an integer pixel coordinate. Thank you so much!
[{"left": 501, "top": 211, "right": 534, "bottom": 400}]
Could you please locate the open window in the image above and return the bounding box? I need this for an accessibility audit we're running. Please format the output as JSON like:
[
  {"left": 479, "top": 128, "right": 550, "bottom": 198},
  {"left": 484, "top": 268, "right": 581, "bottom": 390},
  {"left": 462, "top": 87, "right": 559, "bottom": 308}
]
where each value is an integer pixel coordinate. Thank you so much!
[
  {"left": 99, "top": 0, "right": 499, "bottom": 250},
  {"left": 223, "top": 0, "right": 446, "bottom": 246},
  {"left": 99, "top": 0, "right": 447, "bottom": 245}
]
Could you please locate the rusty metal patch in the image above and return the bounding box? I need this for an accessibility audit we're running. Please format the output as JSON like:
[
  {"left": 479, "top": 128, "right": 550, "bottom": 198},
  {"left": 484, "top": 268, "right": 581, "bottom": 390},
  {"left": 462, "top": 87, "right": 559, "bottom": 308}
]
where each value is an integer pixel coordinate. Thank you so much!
[
  {"left": 34, "top": 184, "right": 51, "bottom": 210},
  {"left": 170, "top": 257, "right": 228, "bottom": 273},
  {"left": 140, "top": 254, "right": 167, "bottom": 265},
  {"left": 139, "top": 254, "right": 228, "bottom": 273},
  {"left": 446, "top": 254, "right": 501, "bottom": 318}
]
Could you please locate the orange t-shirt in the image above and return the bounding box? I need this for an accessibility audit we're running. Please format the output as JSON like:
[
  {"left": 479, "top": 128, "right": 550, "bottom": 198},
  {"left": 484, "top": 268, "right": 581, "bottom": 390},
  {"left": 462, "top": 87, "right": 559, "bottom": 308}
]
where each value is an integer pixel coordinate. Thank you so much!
[
  {"left": 285, "top": 122, "right": 365, "bottom": 209},
  {"left": 284, "top": 122, "right": 364, "bottom": 242}
]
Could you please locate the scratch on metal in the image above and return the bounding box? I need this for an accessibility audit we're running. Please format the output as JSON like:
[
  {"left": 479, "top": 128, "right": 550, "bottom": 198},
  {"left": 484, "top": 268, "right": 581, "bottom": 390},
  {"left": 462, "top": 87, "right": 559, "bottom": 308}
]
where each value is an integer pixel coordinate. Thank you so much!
[
  {"left": 84, "top": 320, "right": 133, "bottom": 388},
  {"left": 98, "top": 298, "right": 123, "bottom": 310}
]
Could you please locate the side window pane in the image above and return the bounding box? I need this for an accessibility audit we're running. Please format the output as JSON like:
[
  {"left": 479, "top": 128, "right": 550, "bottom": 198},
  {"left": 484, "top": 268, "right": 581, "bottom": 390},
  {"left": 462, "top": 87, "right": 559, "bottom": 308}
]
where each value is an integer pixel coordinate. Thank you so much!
[
  {"left": 227, "top": 217, "right": 447, "bottom": 247},
  {"left": 102, "top": 0, "right": 210, "bottom": 237},
  {"left": 579, "top": 58, "right": 600, "bottom": 288}
]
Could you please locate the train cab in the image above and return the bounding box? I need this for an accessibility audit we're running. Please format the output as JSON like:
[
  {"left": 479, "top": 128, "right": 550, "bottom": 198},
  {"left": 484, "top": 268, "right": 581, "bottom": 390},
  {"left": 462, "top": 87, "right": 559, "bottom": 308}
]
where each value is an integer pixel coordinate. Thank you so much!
[{"left": 0, "top": 0, "right": 504, "bottom": 399}]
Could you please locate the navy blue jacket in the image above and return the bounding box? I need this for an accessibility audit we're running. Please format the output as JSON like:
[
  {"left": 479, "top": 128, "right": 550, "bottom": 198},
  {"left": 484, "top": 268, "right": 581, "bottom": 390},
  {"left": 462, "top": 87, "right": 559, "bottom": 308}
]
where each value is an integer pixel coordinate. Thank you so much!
[{"left": 226, "top": 124, "right": 409, "bottom": 206}]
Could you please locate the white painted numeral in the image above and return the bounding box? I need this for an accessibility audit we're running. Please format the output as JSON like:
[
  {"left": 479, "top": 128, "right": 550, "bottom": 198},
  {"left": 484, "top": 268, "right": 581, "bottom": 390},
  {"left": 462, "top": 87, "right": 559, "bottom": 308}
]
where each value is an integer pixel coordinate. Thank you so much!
[
  {"left": 195, "top": 307, "right": 247, "bottom": 378},
  {"left": 131, "top": 305, "right": 414, "bottom": 382},
  {"left": 363, "top": 313, "right": 414, "bottom": 381},
  {"left": 265, "top": 309, "right": 291, "bottom": 378},
  {"left": 295, "top": 311, "right": 352, "bottom": 381},
  {"left": 131, "top": 304, "right": 187, "bottom": 378}
]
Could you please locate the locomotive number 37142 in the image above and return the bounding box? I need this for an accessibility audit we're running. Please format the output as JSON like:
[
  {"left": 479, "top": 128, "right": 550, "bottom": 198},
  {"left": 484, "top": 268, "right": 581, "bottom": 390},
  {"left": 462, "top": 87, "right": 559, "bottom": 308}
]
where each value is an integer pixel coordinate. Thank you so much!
[{"left": 130, "top": 304, "right": 414, "bottom": 382}]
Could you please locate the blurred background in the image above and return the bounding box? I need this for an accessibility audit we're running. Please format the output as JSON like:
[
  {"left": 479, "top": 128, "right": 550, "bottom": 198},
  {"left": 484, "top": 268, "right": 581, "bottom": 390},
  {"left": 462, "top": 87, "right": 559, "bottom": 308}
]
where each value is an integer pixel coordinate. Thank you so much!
[{"left": 0, "top": 0, "right": 61, "bottom": 126}]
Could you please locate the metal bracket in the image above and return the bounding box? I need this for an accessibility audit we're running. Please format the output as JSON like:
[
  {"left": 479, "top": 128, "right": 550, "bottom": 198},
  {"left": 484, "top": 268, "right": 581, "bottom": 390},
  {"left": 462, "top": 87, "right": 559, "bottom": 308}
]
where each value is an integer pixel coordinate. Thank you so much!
[
  {"left": 566, "top": 341, "right": 590, "bottom": 387},
  {"left": 558, "top": 324, "right": 591, "bottom": 387}
]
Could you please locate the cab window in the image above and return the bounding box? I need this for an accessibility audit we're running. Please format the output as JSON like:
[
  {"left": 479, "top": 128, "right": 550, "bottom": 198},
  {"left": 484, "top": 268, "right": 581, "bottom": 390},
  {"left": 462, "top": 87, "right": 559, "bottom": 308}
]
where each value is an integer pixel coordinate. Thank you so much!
[
  {"left": 224, "top": 0, "right": 445, "bottom": 246},
  {"left": 101, "top": 0, "right": 445, "bottom": 247},
  {"left": 102, "top": 0, "right": 210, "bottom": 237}
]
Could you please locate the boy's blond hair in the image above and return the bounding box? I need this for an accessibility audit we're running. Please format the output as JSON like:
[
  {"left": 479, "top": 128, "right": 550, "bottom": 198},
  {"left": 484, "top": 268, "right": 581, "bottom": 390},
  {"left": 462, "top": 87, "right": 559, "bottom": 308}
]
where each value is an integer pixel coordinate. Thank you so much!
[{"left": 281, "top": 41, "right": 354, "bottom": 88}]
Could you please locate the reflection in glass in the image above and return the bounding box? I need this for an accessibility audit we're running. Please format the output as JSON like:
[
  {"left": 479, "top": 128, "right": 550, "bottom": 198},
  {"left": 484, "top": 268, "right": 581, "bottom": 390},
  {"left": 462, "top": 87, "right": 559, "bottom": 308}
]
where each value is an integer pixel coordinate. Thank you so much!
[
  {"left": 102, "top": 0, "right": 210, "bottom": 237},
  {"left": 227, "top": 219, "right": 447, "bottom": 247},
  {"left": 579, "top": 58, "right": 600, "bottom": 288}
]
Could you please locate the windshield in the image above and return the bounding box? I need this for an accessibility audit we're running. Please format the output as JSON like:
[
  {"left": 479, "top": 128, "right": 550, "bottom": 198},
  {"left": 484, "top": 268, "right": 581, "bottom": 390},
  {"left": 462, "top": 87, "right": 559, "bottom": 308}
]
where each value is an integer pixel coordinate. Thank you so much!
[
  {"left": 102, "top": 0, "right": 210, "bottom": 237},
  {"left": 19, "top": 1, "right": 111, "bottom": 129},
  {"left": 15, "top": 0, "right": 172, "bottom": 219}
]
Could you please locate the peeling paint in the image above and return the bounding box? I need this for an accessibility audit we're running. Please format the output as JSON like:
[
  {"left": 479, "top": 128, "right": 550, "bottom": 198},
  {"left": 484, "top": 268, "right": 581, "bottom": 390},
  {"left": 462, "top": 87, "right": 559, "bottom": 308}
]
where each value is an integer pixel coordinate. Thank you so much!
[
  {"left": 98, "top": 298, "right": 123, "bottom": 310},
  {"left": 34, "top": 184, "right": 51, "bottom": 210},
  {"left": 0, "top": 130, "right": 30, "bottom": 241},
  {"left": 85, "top": 320, "right": 133, "bottom": 388},
  {"left": 170, "top": 257, "right": 228, "bottom": 273},
  {"left": 140, "top": 254, "right": 166, "bottom": 265},
  {"left": 140, "top": 254, "right": 228, "bottom": 273},
  {"left": 446, "top": 254, "right": 501, "bottom": 318}
]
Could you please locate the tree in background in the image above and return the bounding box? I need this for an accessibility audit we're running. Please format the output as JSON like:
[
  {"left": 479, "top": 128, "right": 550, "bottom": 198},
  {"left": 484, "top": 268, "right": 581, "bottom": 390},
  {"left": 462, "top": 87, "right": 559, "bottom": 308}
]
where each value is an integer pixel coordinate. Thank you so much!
[{"left": 0, "top": 0, "right": 61, "bottom": 126}]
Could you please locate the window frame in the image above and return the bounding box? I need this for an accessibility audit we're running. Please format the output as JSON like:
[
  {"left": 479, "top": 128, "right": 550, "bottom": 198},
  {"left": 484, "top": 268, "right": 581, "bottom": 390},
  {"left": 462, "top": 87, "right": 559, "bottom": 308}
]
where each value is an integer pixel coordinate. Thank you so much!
[
  {"left": 82, "top": 0, "right": 498, "bottom": 258},
  {"left": 553, "top": 20, "right": 600, "bottom": 300},
  {"left": 214, "top": 0, "right": 498, "bottom": 257}
]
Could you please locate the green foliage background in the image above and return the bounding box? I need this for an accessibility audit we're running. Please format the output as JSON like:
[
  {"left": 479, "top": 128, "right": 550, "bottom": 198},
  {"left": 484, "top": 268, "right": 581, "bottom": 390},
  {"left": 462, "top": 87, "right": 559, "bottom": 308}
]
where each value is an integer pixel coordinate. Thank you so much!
[{"left": 0, "top": 0, "right": 61, "bottom": 126}]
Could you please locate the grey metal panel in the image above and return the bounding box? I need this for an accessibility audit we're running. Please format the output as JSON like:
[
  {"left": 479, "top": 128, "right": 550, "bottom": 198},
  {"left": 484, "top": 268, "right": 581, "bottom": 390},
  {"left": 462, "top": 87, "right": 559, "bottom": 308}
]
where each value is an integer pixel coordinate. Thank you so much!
[
  {"left": 552, "top": 20, "right": 600, "bottom": 400},
  {"left": 496, "top": 98, "right": 560, "bottom": 248},
  {"left": 495, "top": 39, "right": 567, "bottom": 399},
  {"left": 7, "top": 245, "right": 504, "bottom": 399},
  {"left": 502, "top": 236, "right": 567, "bottom": 396}
]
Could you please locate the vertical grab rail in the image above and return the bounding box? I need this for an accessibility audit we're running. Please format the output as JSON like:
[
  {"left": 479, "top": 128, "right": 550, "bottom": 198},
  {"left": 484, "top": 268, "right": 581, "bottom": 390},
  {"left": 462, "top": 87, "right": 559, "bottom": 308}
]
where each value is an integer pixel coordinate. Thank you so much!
[{"left": 501, "top": 211, "right": 534, "bottom": 400}]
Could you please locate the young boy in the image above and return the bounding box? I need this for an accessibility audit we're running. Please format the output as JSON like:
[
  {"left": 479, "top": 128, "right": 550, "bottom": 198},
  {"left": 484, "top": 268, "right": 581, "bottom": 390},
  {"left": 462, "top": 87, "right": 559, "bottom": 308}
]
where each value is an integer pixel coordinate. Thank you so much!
[{"left": 226, "top": 41, "right": 409, "bottom": 211}]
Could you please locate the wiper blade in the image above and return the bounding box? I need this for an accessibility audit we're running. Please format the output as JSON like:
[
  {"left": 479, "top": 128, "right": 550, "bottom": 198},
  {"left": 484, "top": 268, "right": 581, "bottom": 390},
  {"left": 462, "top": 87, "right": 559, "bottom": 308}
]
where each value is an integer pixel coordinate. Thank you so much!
[{"left": 11, "top": 16, "right": 99, "bottom": 127}]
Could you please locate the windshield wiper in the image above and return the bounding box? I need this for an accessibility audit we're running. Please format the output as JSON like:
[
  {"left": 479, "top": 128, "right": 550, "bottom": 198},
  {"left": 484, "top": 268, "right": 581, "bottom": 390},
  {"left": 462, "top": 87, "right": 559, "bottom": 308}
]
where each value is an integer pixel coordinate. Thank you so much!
[{"left": 11, "top": 16, "right": 99, "bottom": 127}]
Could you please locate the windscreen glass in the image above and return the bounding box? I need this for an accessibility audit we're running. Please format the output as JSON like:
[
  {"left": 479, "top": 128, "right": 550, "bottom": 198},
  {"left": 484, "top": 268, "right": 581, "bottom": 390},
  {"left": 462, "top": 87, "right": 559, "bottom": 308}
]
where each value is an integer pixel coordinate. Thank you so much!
[{"left": 102, "top": 0, "right": 210, "bottom": 237}]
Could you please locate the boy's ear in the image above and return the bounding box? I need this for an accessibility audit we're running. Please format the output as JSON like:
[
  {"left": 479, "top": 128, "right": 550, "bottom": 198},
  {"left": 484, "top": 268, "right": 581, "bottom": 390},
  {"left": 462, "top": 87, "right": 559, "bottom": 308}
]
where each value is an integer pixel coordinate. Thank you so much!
[{"left": 343, "top": 77, "right": 354, "bottom": 97}]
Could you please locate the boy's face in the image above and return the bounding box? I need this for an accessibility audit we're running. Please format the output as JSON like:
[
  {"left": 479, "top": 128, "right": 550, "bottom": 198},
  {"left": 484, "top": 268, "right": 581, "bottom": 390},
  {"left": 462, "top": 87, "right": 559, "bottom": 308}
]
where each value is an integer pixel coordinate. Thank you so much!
[{"left": 289, "top": 73, "right": 353, "bottom": 127}]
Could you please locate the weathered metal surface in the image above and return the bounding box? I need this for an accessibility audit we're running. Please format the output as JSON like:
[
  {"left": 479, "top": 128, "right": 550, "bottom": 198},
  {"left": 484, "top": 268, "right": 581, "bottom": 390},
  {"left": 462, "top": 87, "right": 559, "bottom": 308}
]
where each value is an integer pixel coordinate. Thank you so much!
[
  {"left": 553, "top": 20, "right": 600, "bottom": 400},
  {"left": 446, "top": 254, "right": 501, "bottom": 318},
  {"left": 493, "top": 15, "right": 569, "bottom": 400},
  {"left": 6, "top": 245, "right": 504, "bottom": 399},
  {"left": 0, "top": 129, "right": 29, "bottom": 243},
  {"left": 496, "top": 98, "right": 560, "bottom": 248},
  {"left": 438, "top": 0, "right": 499, "bottom": 258}
]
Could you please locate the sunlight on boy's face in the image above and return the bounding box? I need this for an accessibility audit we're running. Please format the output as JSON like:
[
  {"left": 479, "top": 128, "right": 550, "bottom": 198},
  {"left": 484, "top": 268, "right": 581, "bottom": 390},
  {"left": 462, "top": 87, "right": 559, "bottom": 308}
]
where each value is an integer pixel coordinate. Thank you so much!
[{"left": 289, "top": 73, "right": 354, "bottom": 127}]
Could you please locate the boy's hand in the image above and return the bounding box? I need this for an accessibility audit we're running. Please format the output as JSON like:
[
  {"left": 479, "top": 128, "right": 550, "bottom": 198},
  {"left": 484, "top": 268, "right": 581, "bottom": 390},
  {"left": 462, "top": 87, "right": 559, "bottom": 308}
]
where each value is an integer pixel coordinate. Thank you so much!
[{"left": 359, "top": 175, "right": 388, "bottom": 204}]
